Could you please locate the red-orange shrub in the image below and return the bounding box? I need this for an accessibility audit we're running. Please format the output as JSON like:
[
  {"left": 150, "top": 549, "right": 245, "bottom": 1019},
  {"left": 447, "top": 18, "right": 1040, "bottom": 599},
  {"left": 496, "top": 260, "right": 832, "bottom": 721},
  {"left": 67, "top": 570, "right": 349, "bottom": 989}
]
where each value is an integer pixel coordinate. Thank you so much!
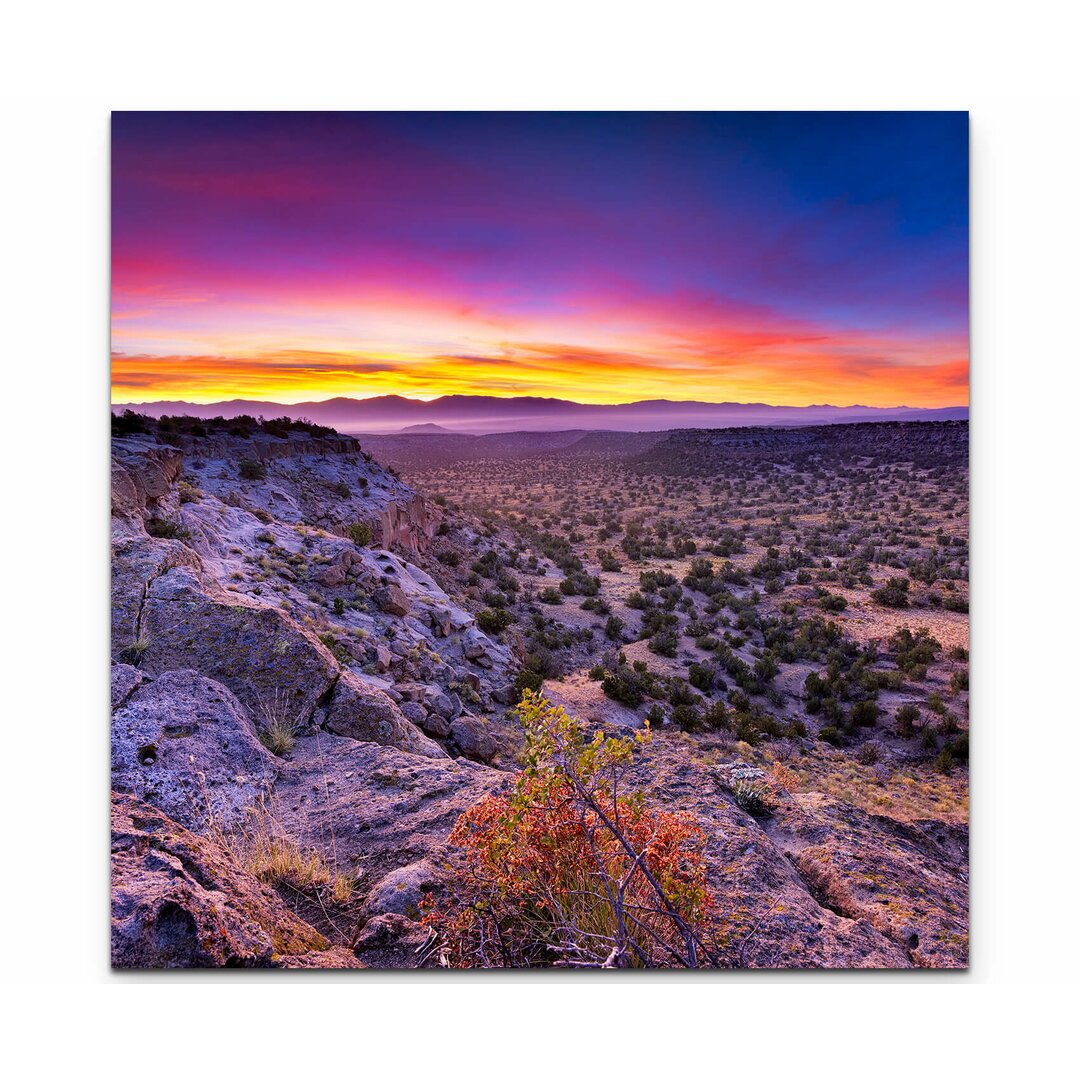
[{"left": 425, "top": 691, "right": 716, "bottom": 968}]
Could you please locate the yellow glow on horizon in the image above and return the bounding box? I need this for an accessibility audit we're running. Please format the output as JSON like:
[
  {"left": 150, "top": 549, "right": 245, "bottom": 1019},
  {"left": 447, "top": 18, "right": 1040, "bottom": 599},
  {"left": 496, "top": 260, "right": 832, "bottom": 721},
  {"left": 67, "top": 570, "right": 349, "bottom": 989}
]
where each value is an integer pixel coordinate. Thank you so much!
[{"left": 110, "top": 344, "right": 968, "bottom": 409}]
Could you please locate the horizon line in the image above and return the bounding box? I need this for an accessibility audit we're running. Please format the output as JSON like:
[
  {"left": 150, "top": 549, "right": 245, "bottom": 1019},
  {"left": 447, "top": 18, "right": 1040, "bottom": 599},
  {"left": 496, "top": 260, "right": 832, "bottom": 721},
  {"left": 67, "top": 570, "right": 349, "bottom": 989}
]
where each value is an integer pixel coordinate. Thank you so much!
[{"left": 110, "top": 391, "right": 969, "bottom": 411}]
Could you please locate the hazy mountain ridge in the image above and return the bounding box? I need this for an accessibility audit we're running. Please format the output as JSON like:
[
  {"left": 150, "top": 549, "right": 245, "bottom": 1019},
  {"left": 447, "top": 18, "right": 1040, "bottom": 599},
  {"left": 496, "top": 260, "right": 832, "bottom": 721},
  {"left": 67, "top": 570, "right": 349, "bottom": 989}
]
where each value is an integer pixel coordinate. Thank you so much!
[{"left": 113, "top": 394, "right": 968, "bottom": 435}]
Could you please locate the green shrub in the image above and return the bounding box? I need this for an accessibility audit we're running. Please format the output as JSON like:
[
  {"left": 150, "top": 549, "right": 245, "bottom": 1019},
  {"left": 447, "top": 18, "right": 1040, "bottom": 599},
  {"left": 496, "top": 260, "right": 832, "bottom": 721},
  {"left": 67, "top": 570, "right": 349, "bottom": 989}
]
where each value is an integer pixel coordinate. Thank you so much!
[
  {"left": 601, "top": 670, "right": 645, "bottom": 709},
  {"left": 477, "top": 608, "right": 514, "bottom": 635},
  {"left": 146, "top": 517, "right": 187, "bottom": 540},
  {"left": 849, "top": 700, "right": 879, "bottom": 728},
  {"left": 671, "top": 703, "right": 703, "bottom": 732},
  {"left": 687, "top": 663, "right": 713, "bottom": 692},
  {"left": 648, "top": 629, "right": 678, "bottom": 658},
  {"left": 347, "top": 522, "right": 374, "bottom": 546},
  {"left": 871, "top": 576, "right": 910, "bottom": 608},
  {"left": 894, "top": 703, "right": 921, "bottom": 737},
  {"left": 934, "top": 747, "right": 954, "bottom": 774},
  {"left": 238, "top": 458, "right": 267, "bottom": 481}
]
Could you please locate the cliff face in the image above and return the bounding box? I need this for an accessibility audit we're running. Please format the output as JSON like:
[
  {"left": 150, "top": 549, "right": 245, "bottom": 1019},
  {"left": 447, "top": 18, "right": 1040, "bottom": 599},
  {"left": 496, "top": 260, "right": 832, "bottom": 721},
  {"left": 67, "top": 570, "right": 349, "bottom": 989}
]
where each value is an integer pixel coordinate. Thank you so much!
[
  {"left": 114, "top": 428, "right": 443, "bottom": 557},
  {"left": 381, "top": 494, "right": 441, "bottom": 555}
]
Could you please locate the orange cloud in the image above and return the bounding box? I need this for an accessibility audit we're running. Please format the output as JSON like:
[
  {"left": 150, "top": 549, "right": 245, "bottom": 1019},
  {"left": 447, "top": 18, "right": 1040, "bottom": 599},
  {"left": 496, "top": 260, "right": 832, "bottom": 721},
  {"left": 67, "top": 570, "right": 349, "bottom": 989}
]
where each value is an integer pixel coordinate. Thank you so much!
[{"left": 111, "top": 335, "right": 968, "bottom": 408}]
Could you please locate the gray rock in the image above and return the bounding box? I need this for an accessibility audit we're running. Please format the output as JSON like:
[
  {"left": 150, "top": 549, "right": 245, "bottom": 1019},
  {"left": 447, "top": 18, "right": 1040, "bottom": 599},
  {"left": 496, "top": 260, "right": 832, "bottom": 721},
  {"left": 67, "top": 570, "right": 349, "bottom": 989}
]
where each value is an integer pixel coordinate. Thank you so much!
[
  {"left": 323, "top": 672, "right": 447, "bottom": 758},
  {"left": 319, "top": 563, "right": 347, "bottom": 587},
  {"left": 111, "top": 662, "right": 146, "bottom": 711},
  {"left": 450, "top": 714, "right": 499, "bottom": 763},
  {"left": 492, "top": 682, "right": 517, "bottom": 705},
  {"left": 111, "top": 668, "right": 277, "bottom": 830},
  {"left": 399, "top": 701, "right": 427, "bottom": 725},
  {"left": 431, "top": 691, "right": 462, "bottom": 721},
  {"left": 132, "top": 560, "right": 340, "bottom": 724},
  {"left": 366, "top": 859, "right": 437, "bottom": 919},
  {"left": 430, "top": 608, "right": 452, "bottom": 637},
  {"left": 374, "top": 584, "right": 411, "bottom": 617},
  {"left": 111, "top": 793, "right": 328, "bottom": 968},
  {"left": 417, "top": 711, "right": 452, "bottom": 739},
  {"left": 461, "top": 626, "right": 488, "bottom": 661}
]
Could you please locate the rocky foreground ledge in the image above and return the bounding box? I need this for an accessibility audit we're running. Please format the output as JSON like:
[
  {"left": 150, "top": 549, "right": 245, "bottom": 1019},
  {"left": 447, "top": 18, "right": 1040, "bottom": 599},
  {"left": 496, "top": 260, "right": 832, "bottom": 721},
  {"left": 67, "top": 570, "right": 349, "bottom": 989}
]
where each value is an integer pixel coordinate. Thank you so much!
[{"left": 110, "top": 418, "right": 966, "bottom": 969}]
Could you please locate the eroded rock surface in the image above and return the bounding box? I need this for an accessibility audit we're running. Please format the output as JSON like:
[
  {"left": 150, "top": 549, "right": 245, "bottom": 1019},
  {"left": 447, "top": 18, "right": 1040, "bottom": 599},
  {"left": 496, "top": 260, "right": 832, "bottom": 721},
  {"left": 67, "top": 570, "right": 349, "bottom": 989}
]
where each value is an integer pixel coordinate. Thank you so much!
[
  {"left": 111, "top": 793, "right": 333, "bottom": 968},
  {"left": 111, "top": 667, "right": 277, "bottom": 830}
]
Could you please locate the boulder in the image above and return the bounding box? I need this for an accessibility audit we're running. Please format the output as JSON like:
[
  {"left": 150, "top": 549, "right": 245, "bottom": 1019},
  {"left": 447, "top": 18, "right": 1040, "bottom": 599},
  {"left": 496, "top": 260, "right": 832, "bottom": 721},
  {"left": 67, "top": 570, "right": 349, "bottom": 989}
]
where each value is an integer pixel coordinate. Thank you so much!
[
  {"left": 352, "top": 913, "right": 433, "bottom": 968},
  {"left": 461, "top": 626, "right": 488, "bottom": 661},
  {"left": 111, "top": 793, "right": 328, "bottom": 968},
  {"left": 418, "top": 714, "right": 451, "bottom": 739},
  {"left": 492, "top": 682, "right": 517, "bottom": 706},
  {"left": 136, "top": 564, "right": 340, "bottom": 723},
  {"left": 374, "top": 584, "right": 411, "bottom": 617},
  {"left": 322, "top": 671, "right": 447, "bottom": 758},
  {"left": 450, "top": 714, "right": 499, "bottom": 763},
  {"left": 429, "top": 608, "right": 452, "bottom": 637},
  {"left": 111, "top": 669, "right": 277, "bottom": 830},
  {"left": 430, "top": 691, "right": 462, "bottom": 721},
  {"left": 399, "top": 701, "right": 428, "bottom": 726},
  {"left": 366, "top": 859, "right": 437, "bottom": 919},
  {"left": 111, "top": 662, "right": 145, "bottom": 710},
  {"left": 319, "top": 563, "right": 347, "bottom": 588}
]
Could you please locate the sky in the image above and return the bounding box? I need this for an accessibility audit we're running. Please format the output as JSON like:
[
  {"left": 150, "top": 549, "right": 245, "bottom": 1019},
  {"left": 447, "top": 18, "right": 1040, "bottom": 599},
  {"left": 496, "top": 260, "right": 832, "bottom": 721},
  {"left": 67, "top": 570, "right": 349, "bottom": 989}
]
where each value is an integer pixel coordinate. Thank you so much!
[{"left": 111, "top": 112, "right": 968, "bottom": 407}]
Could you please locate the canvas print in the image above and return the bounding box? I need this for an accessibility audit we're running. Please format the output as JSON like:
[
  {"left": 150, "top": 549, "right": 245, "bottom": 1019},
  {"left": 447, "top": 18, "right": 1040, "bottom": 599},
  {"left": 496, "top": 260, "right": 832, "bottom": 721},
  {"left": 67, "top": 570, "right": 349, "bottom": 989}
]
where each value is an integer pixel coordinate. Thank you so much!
[{"left": 111, "top": 112, "right": 968, "bottom": 969}]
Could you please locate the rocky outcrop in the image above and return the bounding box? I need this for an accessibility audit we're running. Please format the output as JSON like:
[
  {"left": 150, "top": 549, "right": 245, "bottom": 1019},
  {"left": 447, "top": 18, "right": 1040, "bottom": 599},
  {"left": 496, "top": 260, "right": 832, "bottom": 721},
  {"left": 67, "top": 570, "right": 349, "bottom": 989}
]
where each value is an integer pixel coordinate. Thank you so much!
[
  {"left": 634, "top": 742, "right": 913, "bottom": 968},
  {"left": 134, "top": 564, "right": 340, "bottom": 724},
  {"left": 112, "top": 440, "right": 184, "bottom": 519},
  {"left": 111, "top": 536, "right": 201, "bottom": 653},
  {"left": 181, "top": 431, "right": 361, "bottom": 462},
  {"left": 320, "top": 672, "right": 447, "bottom": 758},
  {"left": 111, "top": 667, "right": 277, "bottom": 830},
  {"left": 183, "top": 432, "right": 439, "bottom": 555},
  {"left": 770, "top": 793, "right": 968, "bottom": 968},
  {"left": 111, "top": 793, "right": 333, "bottom": 968},
  {"left": 271, "top": 734, "right": 502, "bottom": 897},
  {"left": 381, "top": 494, "right": 442, "bottom": 556},
  {"left": 109, "top": 427, "right": 519, "bottom": 968}
]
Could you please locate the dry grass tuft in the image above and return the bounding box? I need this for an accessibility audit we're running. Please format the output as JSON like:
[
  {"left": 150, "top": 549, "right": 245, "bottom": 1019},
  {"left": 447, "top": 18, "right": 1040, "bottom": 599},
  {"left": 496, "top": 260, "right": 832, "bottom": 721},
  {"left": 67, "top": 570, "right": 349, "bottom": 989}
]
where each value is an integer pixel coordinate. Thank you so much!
[{"left": 255, "top": 689, "right": 301, "bottom": 756}]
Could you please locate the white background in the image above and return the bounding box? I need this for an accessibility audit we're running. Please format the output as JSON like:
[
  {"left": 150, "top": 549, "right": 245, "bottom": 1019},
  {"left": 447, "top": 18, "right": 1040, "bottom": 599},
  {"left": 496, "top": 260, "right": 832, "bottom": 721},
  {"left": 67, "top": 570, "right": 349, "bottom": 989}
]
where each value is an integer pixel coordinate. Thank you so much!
[{"left": 1, "top": 0, "right": 1077, "bottom": 1072}]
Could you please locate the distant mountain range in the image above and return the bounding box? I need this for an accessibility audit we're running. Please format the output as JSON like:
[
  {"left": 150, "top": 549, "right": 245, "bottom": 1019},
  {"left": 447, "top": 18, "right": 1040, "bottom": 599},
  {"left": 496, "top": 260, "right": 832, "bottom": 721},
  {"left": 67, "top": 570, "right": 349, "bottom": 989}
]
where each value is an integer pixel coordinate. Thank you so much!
[
  {"left": 397, "top": 422, "right": 456, "bottom": 435},
  {"left": 112, "top": 394, "right": 968, "bottom": 435}
]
